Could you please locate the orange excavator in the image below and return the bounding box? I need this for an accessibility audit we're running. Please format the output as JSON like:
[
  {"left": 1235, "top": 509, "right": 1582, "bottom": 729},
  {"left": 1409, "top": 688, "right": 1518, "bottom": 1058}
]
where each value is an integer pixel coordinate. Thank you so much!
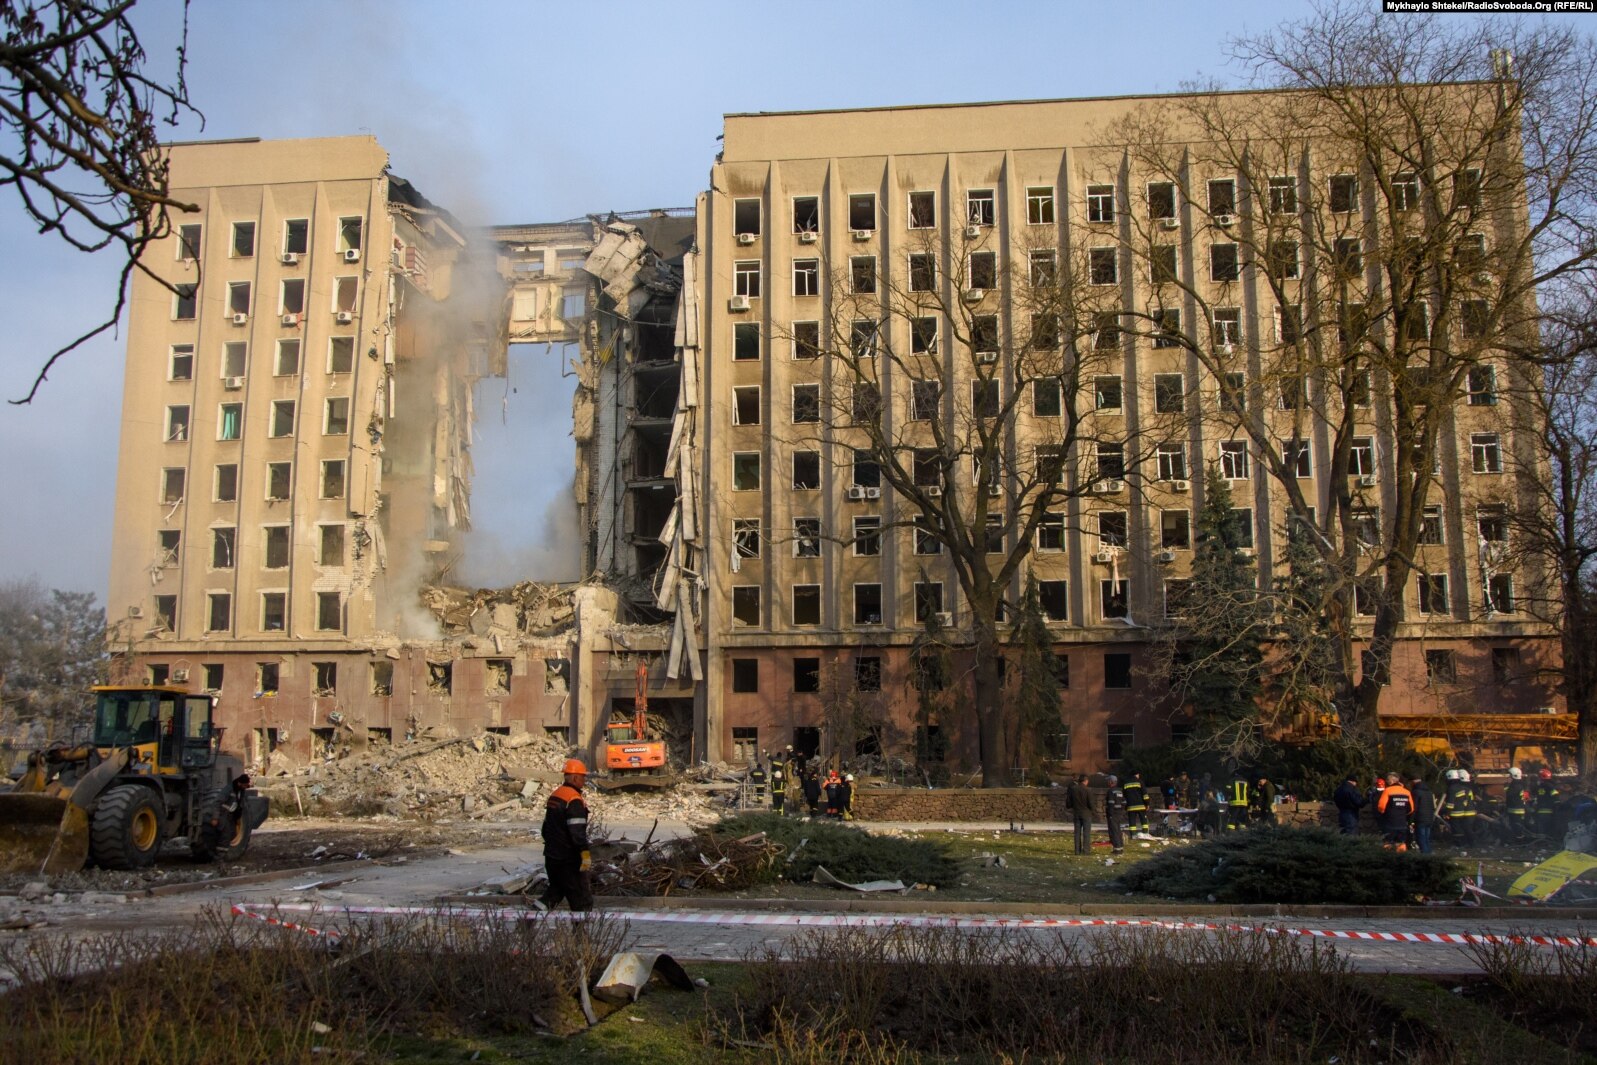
[{"left": 601, "top": 662, "right": 669, "bottom": 787}]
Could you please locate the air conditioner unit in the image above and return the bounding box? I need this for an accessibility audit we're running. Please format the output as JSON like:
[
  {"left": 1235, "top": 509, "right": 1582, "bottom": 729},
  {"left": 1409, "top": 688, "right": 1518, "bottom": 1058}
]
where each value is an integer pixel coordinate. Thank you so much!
[
  {"left": 924, "top": 484, "right": 942, "bottom": 498},
  {"left": 963, "top": 288, "right": 985, "bottom": 303},
  {"left": 986, "top": 484, "right": 1001, "bottom": 498},
  {"left": 335, "top": 311, "right": 355, "bottom": 324},
  {"left": 127, "top": 605, "right": 143, "bottom": 618},
  {"left": 851, "top": 229, "right": 872, "bottom": 242},
  {"left": 171, "top": 668, "right": 189, "bottom": 683},
  {"left": 230, "top": 313, "right": 248, "bottom": 325},
  {"left": 344, "top": 249, "right": 361, "bottom": 263},
  {"left": 934, "top": 612, "right": 954, "bottom": 626},
  {"left": 280, "top": 313, "right": 300, "bottom": 327},
  {"left": 1537, "top": 705, "right": 1557, "bottom": 715},
  {"left": 280, "top": 252, "right": 299, "bottom": 265},
  {"left": 728, "top": 295, "right": 751, "bottom": 312},
  {"left": 1169, "top": 479, "right": 1191, "bottom": 492},
  {"left": 964, "top": 224, "right": 982, "bottom": 239},
  {"left": 865, "top": 614, "right": 882, "bottom": 625},
  {"left": 1095, "top": 549, "right": 1115, "bottom": 564},
  {"left": 798, "top": 230, "right": 818, "bottom": 244},
  {"left": 1358, "top": 474, "right": 1378, "bottom": 488},
  {"left": 847, "top": 485, "right": 867, "bottom": 501},
  {"left": 864, "top": 486, "right": 882, "bottom": 500},
  {"left": 1215, "top": 214, "right": 1236, "bottom": 227},
  {"left": 737, "top": 232, "right": 757, "bottom": 246},
  {"left": 976, "top": 351, "right": 999, "bottom": 365},
  {"left": 1159, "top": 549, "right": 1177, "bottom": 563},
  {"left": 1473, "top": 271, "right": 1491, "bottom": 284},
  {"left": 1095, "top": 478, "right": 1126, "bottom": 494},
  {"left": 223, "top": 376, "right": 244, "bottom": 391},
  {"left": 1159, "top": 217, "right": 1181, "bottom": 230}
]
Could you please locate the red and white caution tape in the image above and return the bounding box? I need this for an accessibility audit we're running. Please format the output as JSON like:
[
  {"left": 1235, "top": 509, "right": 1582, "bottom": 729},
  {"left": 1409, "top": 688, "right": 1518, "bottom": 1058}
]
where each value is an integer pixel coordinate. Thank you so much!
[{"left": 231, "top": 902, "right": 1597, "bottom": 949}]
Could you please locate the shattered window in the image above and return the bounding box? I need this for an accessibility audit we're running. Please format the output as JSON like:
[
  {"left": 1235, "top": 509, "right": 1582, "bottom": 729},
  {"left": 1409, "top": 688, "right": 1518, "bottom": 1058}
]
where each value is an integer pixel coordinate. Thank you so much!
[
  {"left": 1040, "top": 581, "right": 1068, "bottom": 622},
  {"left": 426, "top": 660, "right": 453, "bottom": 694},
  {"left": 264, "top": 526, "right": 289, "bottom": 569},
  {"left": 485, "top": 659, "right": 511, "bottom": 696},
  {"left": 256, "top": 662, "right": 279, "bottom": 695},
  {"left": 971, "top": 378, "right": 1000, "bottom": 418},
  {"left": 275, "top": 339, "right": 301, "bottom": 376},
  {"left": 911, "top": 379, "right": 940, "bottom": 420},
  {"left": 221, "top": 342, "right": 247, "bottom": 379},
  {"left": 908, "top": 191, "right": 935, "bottom": 229},
  {"left": 792, "top": 450, "right": 820, "bottom": 489},
  {"left": 848, "top": 194, "right": 876, "bottom": 231},
  {"left": 854, "top": 585, "right": 883, "bottom": 626},
  {"left": 909, "top": 253, "right": 936, "bottom": 292},
  {"left": 371, "top": 661, "right": 394, "bottom": 697},
  {"left": 317, "top": 592, "right": 343, "bottom": 633},
  {"left": 1086, "top": 184, "right": 1115, "bottom": 224},
  {"left": 1210, "top": 243, "right": 1239, "bottom": 282},
  {"left": 1094, "top": 376, "right": 1123, "bottom": 412},
  {"left": 266, "top": 462, "right": 292, "bottom": 501},
  {"left": 792, "top": 384, "right": 820, "bottom": 424},
  {"left": 912, "top": 316, "right": 938, "bottom": 355},
  {"left": 734, "top": 518, "right": 761, "bottom": 559},
  {"left": 232, "top": 221, "right": 255, "bottom": 258},
  {"left": 850, "top": 256, "right": 876, "bottom": 294},
  {"left": 793, "top": 321, "right": 820, "bottom": 360},
  {"left": 557, "top": 248, "right": 586, "bottom": 272},
  {"left": 967, "top": 189, "right": 995, "bottom": 227},
  {"left": 853, "top": 381, "right": 882, "bottom": 424},
  {"left": 283, "top": 218, "right": 308, "bottom": 255},
  {"left": 1392, "top": 172, "right": 1420, "bottom": 212},
  {"left": 319, "top": 524, "right": 344, "bottom": 566},
  {"left": 269, "top": 401, "right": 295, "bottom": 438},
  {"left": 334, "top": 277, "right": 359, "bottom": 315},
  {"left": 1161, "top": 510, "right": 1191, "bottom": 548},
  {"left": 214, "top": 464, "right": 238, "bottom": 502},
  {"left": 1330, "top": 174, "right": 1358, "bottom": 213},
  {"left": 1268, "top": 176, "right": 1298, "bottom": 215},
  {"left": 173, "top": 284, "right": 197, "bottom": 320},
  {"left": 794, "top": 656, "right": 821, "bottom": 689},
  {"left": 328, "top": 337, "right": 354, "bottom": 374},
  {"left": 177, "top": 223, "right": 201, "bottom": 261},
  {"left": 228, "top": 282, "right": 251, "bottom": 317},
  {"left": 914, "top": 516, "right": 942, "bottom": 556},
  {"left": 794, "top": 518, "right": 821, "bottom": 558},
  {"left": 915, "top": 583, "right": 944, "bottom": 622},
  {"left": 544, "top": 658, "right": 570, "bottom": 694},
  {"left": 166, "top": 405, "right": 190, "bottom": 442},
  {"left": 324, "top": 397, "right": 350, "bottom": 435},
  {"left": 733, "top": 452, "right": 760, "bottom": 491},
  {"left": 1154, "top": 373, "right": 1185, "bottom": 414},
  {"left": 1037, "top": 512, "right": 1065, "bottom": 551},
  {"left": 1100, "top": 579, "right": 1129, "bottom": 621},
  {"left": 1030, "top": 250, "right": 1057, "bottom": 288},
  {"left": 261, "top": 593, "right": 287, "bottom": 632},
  {"left": 157, "top": 529, "right": 181, "bottom": 567},
  {"left": 969, "top": 252, "right": 997, "bottom": 290},
  {"left": 731, "top": 658, "right": 759, "bottom": 692},
  {"left": 1027, "top": 186, "right": 1055, "bottom": 225},
  {"left": 338, "top": 217, "right": 363, "bottom": 253},
  {"left": 1165, "top": 579, "right": 1193, "bottom": 618},
  {"left": 1207, "top": 179, "right": 1236, "bottom": 216},
  {"left": 211, "top": 527, "right": 235, "bottom": 569},
  {"left": 732, "top": 587, "right": 760, "bottom": 627},
  {"left": 170, "top": 345, "right": 194, "bottom": 381},
  {"left": 1098, "top": 510, "right": 1128, "bottom": 547},
  {"left": 1151, "top": 245, "right": 1179, "bottom": 285},
  {"left": 202, "top": 664, "right": 222, "bottom": 692},
  {"left": 792, "top": 259, "right": 820, "bottom": 297},
  {"left": 852, "top": 516, "right": 881, "bottom": 557},
  {"left": 313, "top": 662, "right": 337, "bottom": 696},
  {"left": 793, "top": 196, "right": 820, "bottom": 235},
  {"left": 281, "top": 279, "right": 305, "bottom": 315},
  {"left": 734, "top": 199, "right": 761, "bottom": 237},
  {"left": 1089, "top": 248, "right": 1117, "bottom": 285},
  {"left": 161, "top": 468, "right": 186, "bottom": 504},
  {"left": 320, "top": 460, "right": 345, "bottom": 499},
  {"left": 1147, "top": 182, "right": 1177, "bottom": 220},
  {"left": 562, "top": 290, "right": 585, "bottom": 319},
  {"left": 734, "top": 322, "right": 760, "bottom": 361},
  {"left": 207, "top": 594, "right": 231, "bottom": 633},
  {"left": 849, "top": 319, "right": 877, "bottom": 359},
  {"left": 214, "top": 404, "right": 240, "bottom": 442}
]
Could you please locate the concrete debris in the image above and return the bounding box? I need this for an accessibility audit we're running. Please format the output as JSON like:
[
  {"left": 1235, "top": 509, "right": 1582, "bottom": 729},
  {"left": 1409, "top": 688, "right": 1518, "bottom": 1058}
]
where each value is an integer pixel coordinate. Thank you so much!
[
  {"left": 420, "top": 580, "right": 576, "bottom": 637},
  {"left": 592, "top": 951, "right": 694, "bottom": 1004}
]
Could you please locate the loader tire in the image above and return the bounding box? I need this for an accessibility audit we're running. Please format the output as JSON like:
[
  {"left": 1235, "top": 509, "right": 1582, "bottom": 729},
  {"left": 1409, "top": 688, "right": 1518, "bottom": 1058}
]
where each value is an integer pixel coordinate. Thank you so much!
[
  {"left": 90, "top": 785, "right": 163, "bottom": 870},
  {"left": 191, "top": 788, "right": 251, "bottom": 862}
]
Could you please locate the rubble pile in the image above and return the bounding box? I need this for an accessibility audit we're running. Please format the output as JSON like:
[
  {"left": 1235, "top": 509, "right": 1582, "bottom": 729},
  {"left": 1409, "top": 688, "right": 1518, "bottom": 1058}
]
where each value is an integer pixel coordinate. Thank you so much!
[
  {"left": 259, "top": 730, "right": 724, "bottom": 825},
  {"left": 593, "top": 829, "right": 784, "bottom": 897},
  {"left": 421, "top": 580, "right": 576, "bottom": 637}
]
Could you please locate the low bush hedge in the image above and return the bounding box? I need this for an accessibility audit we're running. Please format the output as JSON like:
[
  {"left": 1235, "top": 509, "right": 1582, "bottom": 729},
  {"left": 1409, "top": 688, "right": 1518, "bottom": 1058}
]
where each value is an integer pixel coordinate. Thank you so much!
[
  {"left": 715, "top": 812, "right": 961, "bottom": 888},
  {"left": 1118, "top": 825, "right": 1459, "bottom": 904}
]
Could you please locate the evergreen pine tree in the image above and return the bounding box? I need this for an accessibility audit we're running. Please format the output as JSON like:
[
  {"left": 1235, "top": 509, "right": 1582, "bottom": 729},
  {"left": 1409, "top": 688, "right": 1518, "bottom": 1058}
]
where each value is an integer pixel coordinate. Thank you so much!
[{"left": 1009, "top": 575, "right": 1063, "bottom": 773}]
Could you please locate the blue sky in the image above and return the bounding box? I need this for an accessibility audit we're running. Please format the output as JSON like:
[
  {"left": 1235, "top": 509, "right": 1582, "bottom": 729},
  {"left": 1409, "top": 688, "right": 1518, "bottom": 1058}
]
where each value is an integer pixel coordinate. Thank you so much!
[{"left": 0, "top": 0, "right": 1583, "bottom": 596}]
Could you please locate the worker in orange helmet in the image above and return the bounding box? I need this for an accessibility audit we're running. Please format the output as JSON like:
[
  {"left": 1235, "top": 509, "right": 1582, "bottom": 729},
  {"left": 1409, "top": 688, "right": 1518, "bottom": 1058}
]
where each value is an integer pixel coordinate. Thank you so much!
[{"left": 537, "top": 758, "right": 593, "bottom": 912}]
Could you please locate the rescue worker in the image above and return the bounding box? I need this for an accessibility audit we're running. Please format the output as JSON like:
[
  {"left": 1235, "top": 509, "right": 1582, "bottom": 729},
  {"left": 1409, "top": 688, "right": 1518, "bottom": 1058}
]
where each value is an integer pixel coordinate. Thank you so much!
[
  {"left": 840, "top": 773, "right": 856, "bottom": 821},
  {"left": 1376, "top": 774, "right": 1414, "bottom": 851},
  {"left": 1066, "top": 773, "right": 1095, "bottom": 855},
  {"left": 1503, "top": 767, "right": 1529, "bottom": 839},
  {"left": 784, "top": 760, "right": 802, "bottom": 814},
  {"left": 824, "top": 769, "right": 842, "bottom": 818},
  {"left": 803, "top": 766, "right": 823, "bottom": 816},
  {"left": 1104, "top": 774, "right": 1127, "bottom": 853},
  {"left": 538, "top": 758, "right": 593, "bottom": 912},
  {"left": 1333, "top": 774, "right": 1366, "bottom": 835},
  {"left": 1123, "top": 771, "right": 1149, "bottom": 833},
  {"left": 769, "top": 750, "right": 787, "bottom": 816},
  {"left": 1225, "top": 772, "right": 1250, "bottom": 831},
  {"left": 1176, "top": 771, "right": 1198, "bottom": 811},
  {"left": 1410, "top": 776, "right": 1436, "bottom": 854},
  {"left": 786, "top": 743, "right": 804, "bottom": 778},
  {"left": 1534, "top": 768, "right": 1561, "bottom": 838},
  {"left": 1440, "top": 768, "right": 1478, "bottom": 846},
  {"left": 1365, "top": 775, "right": 1387, "bottom": 834},
  {"left": 750, "top": 757, "right": 768, "bottom": 805},
  {"left": 1253, "top": 775, "right": 1278, "bottom": 826}
]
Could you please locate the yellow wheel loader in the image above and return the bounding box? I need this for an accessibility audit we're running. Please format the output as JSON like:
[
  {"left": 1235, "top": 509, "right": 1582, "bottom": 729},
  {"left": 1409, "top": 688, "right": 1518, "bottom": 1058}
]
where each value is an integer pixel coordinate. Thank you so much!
[{"left": 0, "top": 686, "right": 269, "bottom": 876}]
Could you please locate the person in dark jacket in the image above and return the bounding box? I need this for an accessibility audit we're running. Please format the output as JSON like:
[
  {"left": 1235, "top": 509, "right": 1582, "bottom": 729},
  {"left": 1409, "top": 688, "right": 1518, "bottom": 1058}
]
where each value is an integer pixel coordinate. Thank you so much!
[
  {"left": 1409, "top": 777, "right": 1436, "bottom": 854},
  {"left": 1253, "top": 776, "right": 1278, "bottom": 825},
  {"left": 1104, "top": 775, "right": 1127, "bottom": 853},
  {"left": 1066, "top": 774, "right": 1096, "bottom": 854},
  {"left": 823, "top": 770, "right": 842, "bottom": 818},
  {"left": 538, "top": 758, "right": 593, "bottom": 912},
  {"left": 1376, "top": 776, "right": 1414, "bottom": 851},
  {"left": 1224, "top": 773, "right": 1250, "bottom": 831},
  {"left": 802, "top": 767, "right": 822, "bottom": 816},
  {"left": 1123, "top": 771, "right": 1149, "bottom": 833},
  {"left": 1333, "top": 775, "right": 1365, "bottom": 835},
  {"left": 769, "top": 751, "right": 787, "bottom": 816}
]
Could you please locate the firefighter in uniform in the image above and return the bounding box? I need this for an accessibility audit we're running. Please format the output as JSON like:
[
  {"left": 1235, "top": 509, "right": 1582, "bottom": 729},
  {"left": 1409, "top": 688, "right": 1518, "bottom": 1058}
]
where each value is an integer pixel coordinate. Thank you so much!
[
  {"left": 1123, "top": 771, "right": 1149, "bottom": 833},
  {"left": 538, "top": 758, "right": 593, "bottom": 912},
  {"left": 1503, "top": 767, "right": 1529, "bottom": 840},
  {"left": 1534, "top": 768, "right": 1561, "bottom": 839},
  {"left": 769, "top": 749, "right": 787, "bottom": 816},
  {"left": 1441, "top": 769, "right": 1478, "bottom": 846},
  {"left": 750, "top": 756, "right": 768, "bottom": 805},
  {"left": 1225, "top": 772, "right": 1250, "bottom": 830}
]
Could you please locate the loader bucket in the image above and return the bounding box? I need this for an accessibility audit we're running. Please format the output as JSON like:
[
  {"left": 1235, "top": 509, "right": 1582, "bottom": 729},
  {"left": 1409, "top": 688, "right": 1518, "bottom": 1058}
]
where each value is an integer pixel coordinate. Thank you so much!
[{"left": 0, "top": 793, "right": 91, "bottom": 877}]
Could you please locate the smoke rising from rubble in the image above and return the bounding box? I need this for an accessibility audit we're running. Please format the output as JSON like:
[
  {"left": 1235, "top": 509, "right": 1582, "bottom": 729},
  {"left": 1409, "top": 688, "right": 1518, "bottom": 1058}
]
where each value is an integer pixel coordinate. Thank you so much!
[{"left": 455, "top": 494, "right": 582, "bottom": 587}]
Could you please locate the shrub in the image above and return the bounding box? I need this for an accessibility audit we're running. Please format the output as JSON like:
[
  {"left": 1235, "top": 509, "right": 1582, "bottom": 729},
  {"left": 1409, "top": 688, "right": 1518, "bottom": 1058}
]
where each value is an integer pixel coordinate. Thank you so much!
[
  {"left": 716, "top": 813, "right": 961, "bottom": 888},
  {"left": 1118, "top": 825, "right": 1459, "bottom": 904}
]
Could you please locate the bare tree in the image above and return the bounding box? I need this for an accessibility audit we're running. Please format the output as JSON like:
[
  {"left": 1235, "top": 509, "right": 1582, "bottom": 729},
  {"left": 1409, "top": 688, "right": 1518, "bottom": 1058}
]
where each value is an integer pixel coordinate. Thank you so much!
[
  {"left": 1110, "top": 6, "right": 1597, "bottom": 737},
  {"left": 2, "top": 0, "right": 201, "bottom": 403},
  {"left": 0, "top": 578, "right": 106, "bottom": 749}
]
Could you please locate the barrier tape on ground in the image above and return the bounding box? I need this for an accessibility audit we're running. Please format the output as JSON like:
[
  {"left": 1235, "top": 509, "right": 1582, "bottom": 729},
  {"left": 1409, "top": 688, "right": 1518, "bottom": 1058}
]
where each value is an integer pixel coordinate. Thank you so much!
[{"left": 230, "top": 903, "right": 1597, "bottom": 950}]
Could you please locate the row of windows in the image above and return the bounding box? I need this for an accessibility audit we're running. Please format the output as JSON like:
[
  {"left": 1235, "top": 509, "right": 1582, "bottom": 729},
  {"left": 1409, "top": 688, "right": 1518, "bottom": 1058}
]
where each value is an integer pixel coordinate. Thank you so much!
[
  {"left": 151, "top": 589, "right": 346, "bottom": 635},
  {"left": 158, "top": 459, "right": 346, "bottom": 505},
  {"left": 731, "top": 170, "right": 1482, "bottom": 241},
  {"left": 164, "top": 396, "right": 351, "bottom": 443},
  {"left": 170, "top": 276, "right": 360, "bottom": 321},
  {"left": 727, "top": 569, "right": 1518, "bottom": 633},
  {"left": 167, "top": 338, "right": 361, "bottom": 382},
  {"left": 177, "top": 217, "right": 364, "bottom": 263},
  {"left": 722, "top": 429, "right": 1510, "bottom": 495},
  {"left": 156, "top": 522, "right": 349, "bottom": 571},
  {"left": 145, "top": 656, "right": 572, "bottom": 700}
]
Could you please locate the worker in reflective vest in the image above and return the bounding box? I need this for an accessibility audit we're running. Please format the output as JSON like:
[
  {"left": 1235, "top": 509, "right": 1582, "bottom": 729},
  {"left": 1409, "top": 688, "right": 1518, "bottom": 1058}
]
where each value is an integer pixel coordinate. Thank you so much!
[
  {"left": 769, "top": 752, "right": 787, "bottom": 815},
  {"left": 538, "top": 759, "right": 593, "bottom": 912},
  {"left": 1122, "top": 771, "right": 1149, "bottom": 833},
  {"left": 1225, "top": 774, "right": 1250, "bottom": 831},
  {"left": 1503, "top": 767, "right": 1528, "bottom": 839},
  {"left": 1534, "top": 769, "right": 1561, "bottom": 838},
  {"left": 1441, "top": 769, "right": 1478, "bottom": 846}
]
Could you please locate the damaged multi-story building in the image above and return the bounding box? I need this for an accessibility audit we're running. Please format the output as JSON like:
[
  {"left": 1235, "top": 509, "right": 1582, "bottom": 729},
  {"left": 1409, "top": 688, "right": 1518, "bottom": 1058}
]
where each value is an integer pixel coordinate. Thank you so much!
[{"left": 109, "top": 83, "right": 1571, "bottom": 775}]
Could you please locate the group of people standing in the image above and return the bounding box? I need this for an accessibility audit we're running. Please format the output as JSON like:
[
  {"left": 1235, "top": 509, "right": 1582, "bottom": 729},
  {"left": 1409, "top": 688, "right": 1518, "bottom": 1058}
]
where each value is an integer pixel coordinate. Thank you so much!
[
  {"left": 1062, "top": 769, "right": 1281, "bottom": 854},
  {"left": 1334, "top": 765, "right": 1562, "bottom": 851},
  {"left": 752, "top": 747, "right": 855, "bottom": 820}
]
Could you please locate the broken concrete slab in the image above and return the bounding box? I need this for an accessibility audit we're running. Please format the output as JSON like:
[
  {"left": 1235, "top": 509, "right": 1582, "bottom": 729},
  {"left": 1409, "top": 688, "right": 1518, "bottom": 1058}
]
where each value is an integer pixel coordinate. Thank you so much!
[
  {"left": 592, "top": 951, "right": 694, "bottom": 1004},
  {"left": 812, "top": 866, "right": 908, "bottom": 893}
]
